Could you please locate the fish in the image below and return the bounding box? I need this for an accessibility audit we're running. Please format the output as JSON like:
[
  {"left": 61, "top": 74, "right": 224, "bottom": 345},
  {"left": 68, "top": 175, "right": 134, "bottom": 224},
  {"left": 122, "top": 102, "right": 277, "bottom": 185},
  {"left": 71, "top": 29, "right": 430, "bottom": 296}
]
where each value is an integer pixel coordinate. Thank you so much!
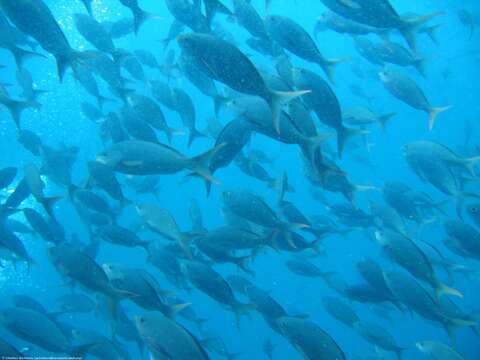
[
  {"left": 0, "top": 166, "right": 17, "bottom": 190},
  {"left": 182, "top": 260, "right": 255, "bottom": 327},
  {"left": 95, "top": 224, "right": 149, "bottom": 250},
  {"left": 177, "top": 32, "right": 309, "bottom": 133},
  {"left": 263, "top": 337, "right": 276, "bottom": 360},
  {"left": 97, "top": 140, "right": 223, "bottom": 186},
  {"left": 117, "top": 0, "right": 156, "bottom": 35},
  {"left": 102, "top": 263, "right": 187, "bottom": 317},
  {"left": 379, "top": 70, "right": 451, "bottom": 130},
  {"left": 56, "top": 293, "right": 96, "bottom": 314},
  {"left": 416, "top": 340, "right": 466, "bottom": 360},
  {"left": 0, "top": 307, "right": 73, "bottom": 354},
  {"left": 315, "top": 11, "right": 388, "bottom": 38},
  {"left": 343, "top": 106, "right": 396, "bottom": 132},
  {"left": 0, "top": 0, "right": 94, "bottom": 81},
  {"left": 276, "top": 316, "right": 346, "bottom": 360},
  {"left": 232, "top": 0, "right": 270, "bottom": 41},
  {"left": 318, "top": 0, "right": 442, "bottom": 51},
  {"left": 135, "top": 312, "right": 210, "bottom": 360},
  {"left": 265, "top": 15, "right": 345, "bottom": 82},
  {"left": 354, "top": 320, "right": 405, "bottom": 360},
  {"left": 375, "top": 229, "right": 463, "bottom": 300},
  {"left": 293, "top": 67, "right": 364, "bottom": 157},
  {"left": 322, "top": 296, "right": 360, "bottom": 328},
  {"left": 74, "top": 13, "right": 118, "bottom": 56},
  {"left": 466, "top": 203, "right": 480, "bottom": 229},
  {"left": 136, "top": 203, "right": 195, "bottom": 258}
]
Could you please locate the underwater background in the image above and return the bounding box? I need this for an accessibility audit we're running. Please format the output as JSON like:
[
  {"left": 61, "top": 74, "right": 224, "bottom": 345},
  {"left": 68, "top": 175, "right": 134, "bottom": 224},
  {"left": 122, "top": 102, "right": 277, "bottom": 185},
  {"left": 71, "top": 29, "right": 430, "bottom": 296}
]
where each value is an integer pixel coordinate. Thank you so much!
[{"left": 0, "top": 0, "right": 479, "bottom": 359}]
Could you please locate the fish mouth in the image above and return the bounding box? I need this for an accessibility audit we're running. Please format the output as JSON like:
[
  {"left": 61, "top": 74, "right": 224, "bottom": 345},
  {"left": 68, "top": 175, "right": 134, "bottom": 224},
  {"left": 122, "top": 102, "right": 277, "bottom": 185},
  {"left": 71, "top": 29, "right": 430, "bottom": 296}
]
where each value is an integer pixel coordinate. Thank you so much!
[{"left": 378, "top": 71, "right": 387, "bottom": 81}]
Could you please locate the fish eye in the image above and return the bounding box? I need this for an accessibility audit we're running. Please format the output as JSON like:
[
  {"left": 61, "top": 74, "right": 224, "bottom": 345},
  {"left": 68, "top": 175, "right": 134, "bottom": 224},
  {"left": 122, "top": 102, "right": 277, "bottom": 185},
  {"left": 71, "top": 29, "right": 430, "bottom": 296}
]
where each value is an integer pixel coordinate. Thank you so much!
[{"left": 471, "top": 207, "right": 478, "bottom": 213}]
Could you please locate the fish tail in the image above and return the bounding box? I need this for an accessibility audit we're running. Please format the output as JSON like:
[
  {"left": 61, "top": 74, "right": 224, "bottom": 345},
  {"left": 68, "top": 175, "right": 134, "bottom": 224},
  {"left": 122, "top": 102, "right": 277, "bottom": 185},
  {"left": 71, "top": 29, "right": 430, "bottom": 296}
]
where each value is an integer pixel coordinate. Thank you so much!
[
  {"left": 226, "top": 352, "right": 242, "bottom": 360},
  {"left": 40, "top": 195, "right": 62, "bottom": 219},
  {"left": 308, "top": 238, "right": 326, "bottom": 255},
  {"left": 213, "top": 95, "right": 228, "bottom": 116},
  {"left": 435, "top": 281, "right": 464, "bottom": 301},
  {"left": 428, "top": 105, "right": 452, "bottom": 131},
  {"left": 96, "top": 94, "right": 112, "bottom": 110},
  {"left": 319, "top": 56, "right": 349, "bottom": 84},
  {"left": 265, "top": 0, "right": 272, "bottom": 11},
  {"left": 132, "top": 8, "right": 162, "bottom": 35},
  {"left": 195, "top": 317, "right": 208, "bottom": 332},
  {"left": 337, "top": 126, "right": 369, "bottom": 159},
  {"left": 31, "top": 88, "right": 49, "bottom": 103},
  {"left": 463, "top": 156, "right": 480, "bottom": 176},
  {"left": 378, "top": 112, "right": 396, "bottom": 133},
  {"left": 413, "top": 57, "right": 428, "bottom": 77},
  {"left": 187, "top": 127, "right": 208, "bottom": 148},
  {"left": 81, "top": 0, "right": 93, "bottom": 15},
  {"left": 11, "top": 46, "right": 46, "bottom": 70},
  {"left": 270, "top": 89, "right": 311, "bottom": 133},
  {"left": 4, "top": 99, "right": 39, "bottom": 129},
  {"left": 136, "top": 339, "right": 145, "bottom": 357},
  {"left": 166, "top": 302, "right": 191, "bottom": 319},
  {"left": 179, "top": 235, "right": 194, "bottom": 259},
  {"left": 394, "top": 347, "right": 405, "bottom": 360},
  {"left": 400, "top": 12, "right": 444, "bottom": 52},
  {"left": 300, "top": 132, "right": 334, "bottom": 168},
  {"left": 232, "top": 302, "right": 256, "bottom": 329},
  {"left": 425, "top": 24, "right": 442, "bottom": 44},
  {"left": 235, "top": 255, "right": 255, "bottom": 276},
  {"left": 56, "top": 50, "right": 97, "bottom": 83},
  {"left": 188, "top": 143, "right": 225, "bottom": 188},
  {"left": 110, "top": 48, "right": 130, "bottom": 65},
  {"left": 319, "top": 271, "right": 337, "bottom": 281}
]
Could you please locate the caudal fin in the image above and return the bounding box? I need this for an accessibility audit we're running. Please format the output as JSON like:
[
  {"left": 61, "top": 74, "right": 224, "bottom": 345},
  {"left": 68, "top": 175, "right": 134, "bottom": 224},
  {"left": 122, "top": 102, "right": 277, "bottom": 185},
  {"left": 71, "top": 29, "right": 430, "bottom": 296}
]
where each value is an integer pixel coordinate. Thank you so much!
[
  {"left": 463, "top": 156, "right": 480, "bottom": 176},
  {"left": 81, "top": 0, "right": 93, "bottom": 16},
  {"left": 187, "top": 127, "right": 208, "bottom": 148},
  {"left": 401, "top": 12, "right": 444, "bottom": 52},
  {"left": 319, "top": 57, "right": 349, "bottom": 84},
  {"left": 213, "top": 95, "right": 228, "bottom": 116},
  {"left": 40, "top": 195, "right": 62, "bottom": 219},
  {"left": 413, "top": 57, "right": 427, "bottom": 77},
  {"left": 11, "top": 46, "right": 46, "bottom": 70},
  {"left": 428, "top": 105, "right": 452, "bottom": 131},
  {"left": 4, "top": 99, "right": 39, "bottom": 129},
  {"left": 234, "top": 255, "right": 255, "bottom": 276},
  {"left": 337, "top": 126, "right": 369, "bottom": 159},
  {"left": 435, "top": 281, "right": 463, "bottom": 301},
  {"left": 270, "top": 90, "right": 311, "bottom": 133},
  {"left": 55, "top": 50, "right": 98, "bottom": 83},
  {"left": 188, "top": 143, "right": 225, "bottom": 186},
  {"left": 424, "top": 24, "right": 442, "bottom": 45},
  {"left": 132, "top": 8, "right": 161, "bottom": 35},
  {"left": 165, "top": 302, "right": 191, "bottom": 319},
  {"left": 232, "top": 302, "right": 256, "bottom": 329},
  {"left": 394, "top": 347, "right": 405, "bottom": 360},
  {"left": 96, "top": 94, "right": 113, "bottom": 109},
  {"left": 265, "top": 0, "right": 272, "bottom": 11},
  {"left": 300, "top": 132, "right": 334, "bottom": 167},
  {"left": 378, "top": 112, "right": 396, "bottom": 133}
]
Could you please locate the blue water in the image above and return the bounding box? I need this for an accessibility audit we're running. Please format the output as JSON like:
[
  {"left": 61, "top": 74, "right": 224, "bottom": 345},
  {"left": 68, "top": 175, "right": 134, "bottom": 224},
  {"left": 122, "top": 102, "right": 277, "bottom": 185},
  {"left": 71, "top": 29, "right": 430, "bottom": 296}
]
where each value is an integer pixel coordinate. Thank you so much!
[{"left": 0, "top": 0, "right": 479, "bottom": 359}]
